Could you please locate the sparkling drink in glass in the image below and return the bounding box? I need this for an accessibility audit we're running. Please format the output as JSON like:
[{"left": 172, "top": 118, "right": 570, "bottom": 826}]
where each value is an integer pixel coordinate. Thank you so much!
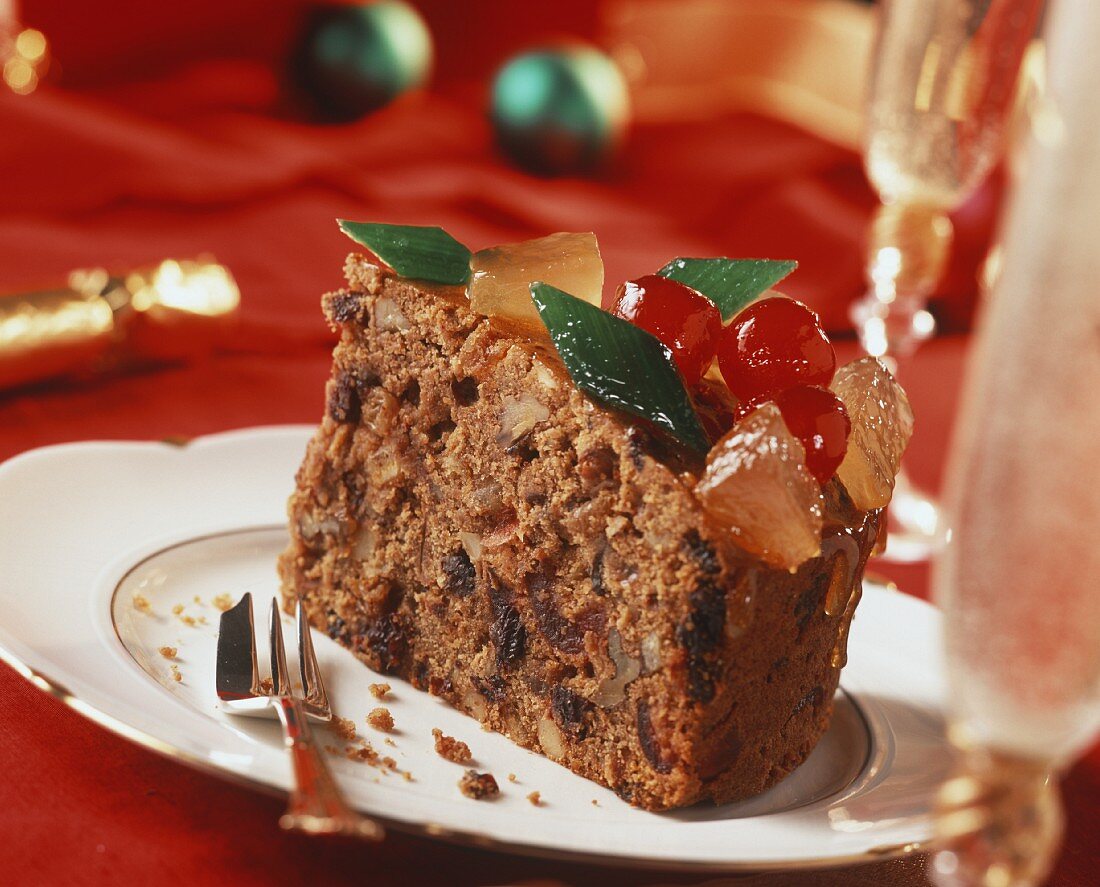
[{"left": 931, "top": 1, "right": 1100, "bottom": 883}]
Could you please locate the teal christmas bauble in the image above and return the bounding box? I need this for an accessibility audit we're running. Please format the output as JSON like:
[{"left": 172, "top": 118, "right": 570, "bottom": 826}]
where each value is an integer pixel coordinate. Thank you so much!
[
  {"left": 292, "top": 1, "right": 432, "bottom": 122},
  {"left": 490, "top": 46, "right": 631, "bottom": 175}
]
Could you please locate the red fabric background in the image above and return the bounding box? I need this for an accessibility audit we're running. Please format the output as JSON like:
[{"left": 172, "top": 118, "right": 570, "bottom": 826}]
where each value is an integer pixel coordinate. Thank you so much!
[{"left": 1, "top": 2, "right": 1095, "bottom": 884}]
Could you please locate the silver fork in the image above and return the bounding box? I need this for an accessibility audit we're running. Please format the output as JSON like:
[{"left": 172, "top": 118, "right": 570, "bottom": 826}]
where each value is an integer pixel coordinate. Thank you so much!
[{"left": 216, "top": 592, "right": 384, "bottom": 839}]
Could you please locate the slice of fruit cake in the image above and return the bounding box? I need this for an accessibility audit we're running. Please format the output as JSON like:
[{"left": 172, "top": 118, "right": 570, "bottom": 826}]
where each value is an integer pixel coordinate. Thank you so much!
[{"left": 278, "top": 223, "right": 912, "bottom": 811}]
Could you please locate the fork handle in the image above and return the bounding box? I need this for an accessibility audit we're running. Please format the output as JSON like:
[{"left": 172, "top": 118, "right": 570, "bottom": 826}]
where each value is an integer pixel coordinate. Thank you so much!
[{"left": 272, "top": 696, "right": 385, "bottom": 840}]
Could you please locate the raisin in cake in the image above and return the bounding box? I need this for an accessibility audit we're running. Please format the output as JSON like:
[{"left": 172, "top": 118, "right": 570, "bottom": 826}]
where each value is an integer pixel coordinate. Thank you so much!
[{"left": 278, "top": 233, "right": 910, "bottom": 811}]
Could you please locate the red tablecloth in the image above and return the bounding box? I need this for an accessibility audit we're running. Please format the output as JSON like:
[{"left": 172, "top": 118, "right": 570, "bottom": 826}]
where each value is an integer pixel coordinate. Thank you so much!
[{"left": 1, "top": 10, "right": 1096, "bottom": 883}]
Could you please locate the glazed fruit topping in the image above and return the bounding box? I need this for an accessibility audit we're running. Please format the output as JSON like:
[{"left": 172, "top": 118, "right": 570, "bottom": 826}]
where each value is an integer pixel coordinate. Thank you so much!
[
  {"left": 717, "top": 297, "right": 836, "bottom": 401},
  {"left": 695, "top": 402, "right": 824, "bottom": 571},
  {"left": 531, "top": 282, "right": 711, "bottom": 454},
  {"left": 338, "top": 221, "right": 471, "bottom": 285},
  {"left": 830, "top": 357, "right": 914, "bottom": 510},
  {"left": 733, "top": 385, "right": 851, "bottom": 485},
  {"left": 343, "top": 244, "right": 392, "bottom": 273},
  {"left": 470, "top": 231, "right": 603, "bottom": 333},
  {"left": 611, "top": 274, "right": 722, "bottom": 386},
  {"left": 658, "top": 257, "right": 796, "bottom": 321}
]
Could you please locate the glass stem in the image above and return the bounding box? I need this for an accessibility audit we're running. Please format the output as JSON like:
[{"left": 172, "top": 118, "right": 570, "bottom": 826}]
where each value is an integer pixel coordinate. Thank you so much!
[
  {"left": 852, "top": 201, "right": 953, "bottom": 562},
  {"left": 931, "top": 748, "right": 1063, "bottom": 887},
  {"left": 852, "top": 201, "right": 954, "bottom": 368}
]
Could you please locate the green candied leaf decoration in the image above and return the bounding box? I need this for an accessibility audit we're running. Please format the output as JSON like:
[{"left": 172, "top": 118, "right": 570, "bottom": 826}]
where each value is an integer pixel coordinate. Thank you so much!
[
  {"left": 658, "top": 258, "right": 797, "bottom": 321},
  {"left": 337, "top": 220, "right": 471, "bottom": 285},
  {"left": 531, "top": 282, "right": 710, "bottom": 455}
]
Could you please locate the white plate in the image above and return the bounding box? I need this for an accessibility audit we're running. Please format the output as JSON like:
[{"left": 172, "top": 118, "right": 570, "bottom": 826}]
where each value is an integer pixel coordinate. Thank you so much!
[{"left": 0, "top": 426, "right": 950, "bottom": 872}]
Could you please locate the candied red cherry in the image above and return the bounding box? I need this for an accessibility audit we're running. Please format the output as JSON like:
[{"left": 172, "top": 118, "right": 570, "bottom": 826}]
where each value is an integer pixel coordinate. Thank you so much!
[
  {"left": 734, "top": 385, "right": 851, "bottom": 484},
  {"left": 612, "top": 274, "right": 722, "bottom": 386},
  {"left": 718, "top": 297, "right": 836, "bottom": 400}
]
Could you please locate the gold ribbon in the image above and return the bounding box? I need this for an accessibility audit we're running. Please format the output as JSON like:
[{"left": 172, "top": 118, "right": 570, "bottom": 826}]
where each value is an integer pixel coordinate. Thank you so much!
[
  {"left": 604, "top": 0, "right": 874, "bottom": 148},
  {"left": 0, "top": 259, "right": 240, "bottom": 391}
]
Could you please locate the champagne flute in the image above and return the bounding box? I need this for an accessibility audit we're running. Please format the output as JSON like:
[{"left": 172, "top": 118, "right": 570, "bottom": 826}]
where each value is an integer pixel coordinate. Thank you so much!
[
  {"left": 855, "top": 0, "right": 1041, "bottom": 562},
  {"left": 930, "top": 1, "right": 1100, "bottom": 884}
]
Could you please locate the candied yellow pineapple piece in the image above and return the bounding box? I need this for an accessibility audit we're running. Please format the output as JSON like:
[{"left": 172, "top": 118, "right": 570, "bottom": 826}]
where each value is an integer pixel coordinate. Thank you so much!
[
  {"left": 830, "top": 357, "right": 914, "bottom": 510},
  {"left": 696, "top": 402, "right": 824, "bottom": 571},
  {"left": 468, "top": 232, "right": 603, "bottom": 332}
]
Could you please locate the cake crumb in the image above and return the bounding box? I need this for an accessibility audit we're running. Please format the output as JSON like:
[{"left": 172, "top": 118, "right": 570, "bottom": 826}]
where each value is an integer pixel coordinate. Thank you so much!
[
  {"left": 213, "top": 593, "right": 234, "bottom": 612},
  {"left": 332, "top": 716, "right": 357, "bottom": 741},
  {"left": 170, "top": 665, "right": 182, "bottom": 683},
  {"left": 346, "top": 742, "right": 378, "bottom": 764},
  {"left": 324, "top": 744, "right": 339, "bottom": 755},
  {"left": 132, "top": 594, "right": 152, "bottom": 614},
  {"left": 384, "top": 738, "right": 397, "bottom": 748},
  {"left": 526, "top": 791, "right": 542, "bottom": 806},
  {"left": 507, "top": 773, "right": 517, "bottom": 783},
  {"left": 458, "top": 770, "right": 499, "bottom": 800},
  {"left": 343, "top": 740, "right": 410, "bottom": 778},
  {"left": 591, "top": 799, "right": 599, "bottom": 807},
  {"left": 171, "top": 604, "right": 184, "bottom": 616},
  {"left": 258, "top": 677, "right": 273, "bottom": 695},
  {"left": 369, "top": 682, "right": 391, "bottom": 699},
  {"left": 193, "top": 595, "right": 203, "bottom": 605},
  {"left": 367, "top": 707, "right": 394, "bottom": 732},
  {"left": 158, "top": 646, "right": 177, "bottom": 660},
  {"left": 432, "top": 728, "right": 472, "bottom": 764}
]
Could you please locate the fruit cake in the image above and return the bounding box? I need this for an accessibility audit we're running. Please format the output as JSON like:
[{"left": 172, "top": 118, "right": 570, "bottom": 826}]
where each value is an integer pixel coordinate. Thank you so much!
[{"left": 278, "top": 224, "right": 912, "bottom": 811}]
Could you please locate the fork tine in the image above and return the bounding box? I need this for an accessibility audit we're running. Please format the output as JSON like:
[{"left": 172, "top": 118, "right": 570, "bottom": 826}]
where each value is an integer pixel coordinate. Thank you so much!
[
  {"left": 296, "top": 600, "right": 330, "bottom": 713},
  {"left": 269, "top": 598, "right": 291, "bottom": 696}
]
